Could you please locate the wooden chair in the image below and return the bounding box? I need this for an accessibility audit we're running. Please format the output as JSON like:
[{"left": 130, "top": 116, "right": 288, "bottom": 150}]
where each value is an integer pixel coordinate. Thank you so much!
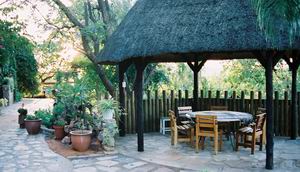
[
  {"left": 256, "top": 107, "right": 266, "bottom": 144},
  {"left": 169, "top": 110, "right": 194, "bottom": 146},
  {"left": 177, "top": 106, "right": 193, "bottom": 125},
  {"left": 210, "top": 105, "right": 228, "bottom": 111},
  {"left": 236, "top": 113, "right": 266, "bottom": 154},
  {"left": 195, "top": 115, "right": 223, "bottom": 154},
  {"left": 210, "top": 105, "right": 229, "bottom": 139},
  {"left": 256, "top": 107, "right": 266, "bottom": 114}
]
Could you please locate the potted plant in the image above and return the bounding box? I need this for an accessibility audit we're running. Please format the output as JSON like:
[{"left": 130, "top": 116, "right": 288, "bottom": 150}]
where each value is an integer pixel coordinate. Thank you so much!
[
  {"left": 70, "top": 129, "right": 92, "bottom": 152},
  {"left": 53, "top": 120, "right": 66, "bottom": 140},
  {"left": 24, "top": 115, "right": 42, "bottom": 135},
  {"left": 34, "top": 109, "right": 53, "bottom": 129},
  {"left": 18, "top": 104, "right": 27, "bottom": 128},
  {"left": 98, "top": 99, "right": 120, "bottom": 120},
  {"left": 69, "top": 96, "right": 92, "bottom": 152}
]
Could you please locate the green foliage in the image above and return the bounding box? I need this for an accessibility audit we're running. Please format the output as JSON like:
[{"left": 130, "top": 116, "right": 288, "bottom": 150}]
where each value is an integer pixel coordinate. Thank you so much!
[
  {"left": 98, "top": 99, "right": 120, "bottom": 119},
  {"left": 102, "top": 120, "right": 119, "bottom": 147},
  {"left": 0, "top": 98, "right": 8, "bottom": 107},
  {"left": 252, "top": 0, "right": 300, "bottom": 44},
  {"left": 0, "top": 20, "right": 38, "bottom": 96},
  {"left": 54, "top": 120, "right": 65, "bottom": 126},
  {"left": 53, "top": 71, "right": 93, "bottom": 126},
  {"left": 17, "top": 108, "right": 28, "bottom": 115},
  {"left": 53, "top": 102, "right": 65, "bottom": 120},
  {"left": 221, "top": 59, "right": 299, "bottom": 97},
  {"left": 25, "top": 115, "right": 40, "bottom": 120},
  {"left": 34, "top": 109, "right": 53, "bottom": 128},
  {"left": 71, "top": 56, "right": 117, "bottom": 97}
]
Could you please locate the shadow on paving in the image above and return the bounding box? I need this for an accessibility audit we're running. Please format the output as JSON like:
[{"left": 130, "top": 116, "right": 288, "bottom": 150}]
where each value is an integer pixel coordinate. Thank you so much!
[{"left": 116, "top": 133, "right": 300, "bottom": 171}]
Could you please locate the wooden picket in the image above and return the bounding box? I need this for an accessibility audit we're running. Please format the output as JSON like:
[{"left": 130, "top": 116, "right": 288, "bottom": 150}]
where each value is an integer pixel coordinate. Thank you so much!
[{"left": 122, "top": 90, "right": 298, "bottom": 137}]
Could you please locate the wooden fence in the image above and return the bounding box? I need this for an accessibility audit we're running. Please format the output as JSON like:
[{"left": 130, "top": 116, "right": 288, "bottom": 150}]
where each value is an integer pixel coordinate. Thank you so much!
[{"left": 122, "top": 90, "right": 300, "bottom": 137}]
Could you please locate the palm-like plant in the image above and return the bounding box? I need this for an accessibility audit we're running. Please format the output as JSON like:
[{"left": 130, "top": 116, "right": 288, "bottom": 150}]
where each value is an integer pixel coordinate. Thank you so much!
[{"left": 252, "top": 0, "right": 300, "bottom": 43}]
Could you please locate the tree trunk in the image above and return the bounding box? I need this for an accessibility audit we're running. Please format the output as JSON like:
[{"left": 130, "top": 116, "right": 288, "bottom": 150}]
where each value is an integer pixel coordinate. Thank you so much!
[
  {"left": 94, "top": 64, "right": 115, "bottom": 97},
  {"left": 51, "top": 0, "right": 116, "bottom": 98}
]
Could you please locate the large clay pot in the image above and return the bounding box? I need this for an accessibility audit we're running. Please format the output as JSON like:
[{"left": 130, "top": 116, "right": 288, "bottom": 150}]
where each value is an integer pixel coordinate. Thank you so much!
[
  {"left": 25, "top": 119, "right": 41, "bottom": 135},
  {"left": 53, "top": 125, "right": 65, "bottom": 140},
  {"left": 70, "top": 130, "right": 92, "bottom": 152}
]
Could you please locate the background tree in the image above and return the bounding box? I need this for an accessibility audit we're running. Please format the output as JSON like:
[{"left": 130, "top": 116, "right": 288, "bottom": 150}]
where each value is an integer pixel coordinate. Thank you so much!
[
  {"left": 48, "top": 0, "right": 132, "bottom": 97},
  {"left": 36, "top": 40, "right": 71, "bottom": 86},
  {"left": 0, "top": 20, "right": 38, "bottom": 97},
  {"left": 221, "top": 59, "right": 300, "bottom": 97}
]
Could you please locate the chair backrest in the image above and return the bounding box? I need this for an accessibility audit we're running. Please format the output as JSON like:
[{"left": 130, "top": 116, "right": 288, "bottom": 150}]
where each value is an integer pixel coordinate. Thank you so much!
[
  {"left": 210, "top": 105, "right": 228, "bottom": 111},
  {"left": 255, "top": 113, "right": 266, "bottom": 131},
  {"left": 256, "top": 107, "right": 266, "bottom": 115},
  {"left": 177, "top": 106, "right": 192, "bottom": 117},
  {"left": 195, "top": 115, "right": 217, "bottom": 130},
  {"left": 169, "top": 110, "right": 177, "bottom": 128}
]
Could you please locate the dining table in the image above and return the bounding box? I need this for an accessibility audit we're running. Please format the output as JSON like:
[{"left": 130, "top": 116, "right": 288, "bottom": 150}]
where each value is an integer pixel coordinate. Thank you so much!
[
  {"left": 186, "top": 110, "right": 254, "bottom": 150},
  {"left": 187, "top": 110, "right": 253, "bottom": 124}
]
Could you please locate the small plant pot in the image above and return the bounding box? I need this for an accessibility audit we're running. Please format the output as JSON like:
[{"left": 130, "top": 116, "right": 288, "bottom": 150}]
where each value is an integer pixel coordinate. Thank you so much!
[
  {"left": 53, "top": 125, "right": 65, "bottom": 140},
  {"left": 25, "top": 119, "right": 41, "bottom": 135},
  {"left": 70, "top": 130, "right": 92, "bottom": 152}
]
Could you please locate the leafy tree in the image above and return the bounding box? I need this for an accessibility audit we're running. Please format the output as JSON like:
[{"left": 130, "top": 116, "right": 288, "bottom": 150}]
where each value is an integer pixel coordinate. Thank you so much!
[
  {"left": 36, "top": 40, "right": 70, "bottom": 85},
  {"left": 0, "top": 20, "right": 38, "bottom": 96},
  {"left": 71, "top": 55, "right": 117, "bottom": 98},
  {"left": 221, "top": 59, "right": 300, "bottom": 97},
  {"left": 46, "top": 0, "right": 133, "bottom": 97}
]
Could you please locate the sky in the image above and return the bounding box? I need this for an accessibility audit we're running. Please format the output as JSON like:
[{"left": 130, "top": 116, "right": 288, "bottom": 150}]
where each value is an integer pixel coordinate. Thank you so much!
[{"left": 202, "top": 60, "right": 223, "bottom": 77}]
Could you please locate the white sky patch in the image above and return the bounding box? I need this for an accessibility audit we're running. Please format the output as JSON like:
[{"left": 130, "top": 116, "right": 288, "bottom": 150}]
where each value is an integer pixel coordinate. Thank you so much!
[{"left": 201, "top": 60, "right": 223, "bottom": 77}]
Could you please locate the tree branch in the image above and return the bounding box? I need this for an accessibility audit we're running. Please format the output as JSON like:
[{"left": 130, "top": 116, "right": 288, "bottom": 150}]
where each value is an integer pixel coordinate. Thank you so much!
[{"left": 51, "top": 0, "right": 84, "bottom": 28}]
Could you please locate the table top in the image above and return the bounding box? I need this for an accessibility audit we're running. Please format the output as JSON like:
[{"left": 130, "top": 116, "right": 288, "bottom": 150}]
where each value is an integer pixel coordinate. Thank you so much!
[{"left": 187, "top": 111, "right": 253, "bottom": 123}]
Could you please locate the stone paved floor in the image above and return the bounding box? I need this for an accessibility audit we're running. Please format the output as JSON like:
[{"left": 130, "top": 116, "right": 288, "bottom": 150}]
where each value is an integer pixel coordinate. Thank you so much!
[
  {"left": 0, "top": 99, "right": 182, "bottom": 172},
  {"left": 116, "top": 134, "right": 300, "bottom": 172},
  {"left": 1, "top": 99, "right": 300, "bottom": 172}
]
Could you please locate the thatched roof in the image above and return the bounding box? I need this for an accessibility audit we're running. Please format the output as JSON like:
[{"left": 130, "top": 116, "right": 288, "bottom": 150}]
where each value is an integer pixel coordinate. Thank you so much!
[{"left": 96, "top": 0, "right": 300, "bottom": 64}]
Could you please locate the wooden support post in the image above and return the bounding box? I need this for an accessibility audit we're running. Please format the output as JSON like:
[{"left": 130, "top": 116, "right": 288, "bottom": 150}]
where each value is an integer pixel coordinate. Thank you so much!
[
  {"left": 134, "top": 61, "right": 147, "bottom": 152},
  {"left": 291, "top": 67, "right": 298, "bottom": 139},
  {"left": 283, "top": 54, "right": 300, "bottom": 140},
  {"left": 187, "top": 60, "right": 207, "bottom": 111},
  {"left": 118, "top": 62, "right": 130, "bottom": 137},
  {"left": 193, "top": 70, "right": 198, "bottom": 110},
  {"left": 256, "top": 51, "right": 279, "bottom": 170},
  {"left": 265, "top": 56, "right": 274, "bottom": 170}
]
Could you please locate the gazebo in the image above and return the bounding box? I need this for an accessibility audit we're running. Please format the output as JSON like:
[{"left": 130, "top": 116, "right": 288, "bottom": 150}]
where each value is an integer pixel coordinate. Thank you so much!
[{"left": 96, "top": 0, "right": 300, "bottom": 169}]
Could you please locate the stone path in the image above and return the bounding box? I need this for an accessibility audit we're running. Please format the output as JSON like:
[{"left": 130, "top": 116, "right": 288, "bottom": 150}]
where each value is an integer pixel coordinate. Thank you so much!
[
  {"left": 0, "top": 99, "right": 183, "bottom": 172},
  {"left": 117, "top": 134, "right": 300, "bottom": 172}
]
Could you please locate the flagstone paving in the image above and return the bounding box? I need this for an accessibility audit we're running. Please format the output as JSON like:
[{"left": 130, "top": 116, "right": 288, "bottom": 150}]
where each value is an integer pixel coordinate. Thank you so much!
[
  {"left": 1, "top": 98, "right": 300, "bottom": 172},
  {"left": 0, "top": 99, "right": 182, "bottom": 172}
]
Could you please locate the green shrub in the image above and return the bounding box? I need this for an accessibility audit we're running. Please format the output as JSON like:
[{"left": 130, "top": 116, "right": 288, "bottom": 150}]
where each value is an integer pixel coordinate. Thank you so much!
[
  {"left": 34, "top": 109, "right": 53, "bottom": 128},
  {"left": 54, "top": 120, "right": 65, "bottom": 126},
  {"left": 17, "top": 108, "right": 27, "bottom": 115},
  {"left": 25, "top": 115, "right": 40, "bottom": 120},
  {"left": 98, "top": 99, "right": 121, "bottom": 119}
]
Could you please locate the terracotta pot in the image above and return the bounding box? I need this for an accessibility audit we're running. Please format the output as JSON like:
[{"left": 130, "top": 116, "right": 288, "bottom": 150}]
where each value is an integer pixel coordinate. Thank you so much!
[
  {"left": 25, "top": 119, "right": 41, "bottom": 135},
  {"left": 70, "top": 130, "right": 92, "bottom": 152},
  {"left": 53, "top": 125, "right": 65, "bottom": 140}
]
